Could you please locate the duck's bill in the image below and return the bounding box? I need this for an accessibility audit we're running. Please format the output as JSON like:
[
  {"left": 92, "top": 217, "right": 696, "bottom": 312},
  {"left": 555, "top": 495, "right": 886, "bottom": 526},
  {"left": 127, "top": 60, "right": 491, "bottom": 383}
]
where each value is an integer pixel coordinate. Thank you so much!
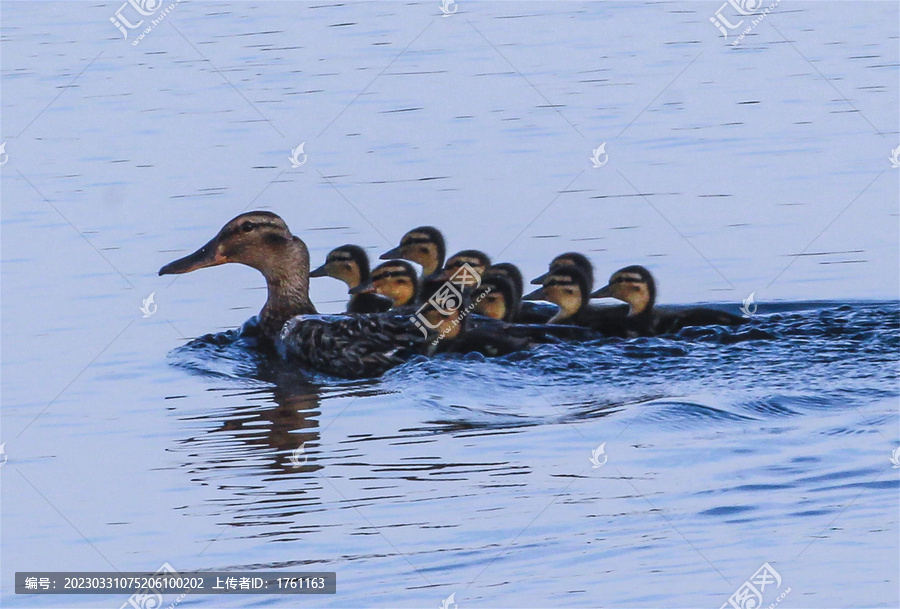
[
  {"left": 158, "top": 239, "right": 223, "bottom": 276},
  {"left": 522, "top": 287, "right": 545, "bottom": 301},
  {"left": 530, "top": 271, "right": 549, "bottom": 285},
  {"left": 379, "top": 246, "right": 402, "bottom": 260},
  {"left": 348, "top": 280, "right": 375, "bottom": 295},
  {"left": 589, "top": 284, "right": 612, "bottom": 299},
  {"left": 308, "top": 264, "right": 329, "bottom": 278}
]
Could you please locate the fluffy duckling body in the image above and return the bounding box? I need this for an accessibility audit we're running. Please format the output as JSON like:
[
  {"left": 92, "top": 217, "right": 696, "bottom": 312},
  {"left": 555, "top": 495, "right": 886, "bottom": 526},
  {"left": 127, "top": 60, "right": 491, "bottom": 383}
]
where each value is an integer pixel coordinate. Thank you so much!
[
  {"left": 309, "top": 245, "right": 391, "bottom": 314},
  {"left": 349, "top": 260, "right": 419, "bottom": 309},
  {"left": 590, "top": 266, "right": 746, "bottom": 336},
  {"left": 381, "top": 226, "right": 446, "bottom": 277},
  {"left": 523, "top": 267, "right": 628, "bottom": 333},
  {"left": 159, "top": 212, "right": 429, "bottom": 378}
]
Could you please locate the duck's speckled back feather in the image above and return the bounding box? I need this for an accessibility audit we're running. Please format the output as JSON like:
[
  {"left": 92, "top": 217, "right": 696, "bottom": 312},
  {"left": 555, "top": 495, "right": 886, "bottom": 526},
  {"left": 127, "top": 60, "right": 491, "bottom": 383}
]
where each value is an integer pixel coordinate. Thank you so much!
[{"left": 277, "top": 313, "right": 427, "bottom": 379}]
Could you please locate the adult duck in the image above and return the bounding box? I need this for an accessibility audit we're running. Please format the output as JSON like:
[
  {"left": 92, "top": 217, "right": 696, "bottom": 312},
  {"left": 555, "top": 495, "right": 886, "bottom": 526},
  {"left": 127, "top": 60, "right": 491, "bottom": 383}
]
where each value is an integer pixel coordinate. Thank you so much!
[{"left": 159, "top": 212, "right": 427, "bottom": 378}]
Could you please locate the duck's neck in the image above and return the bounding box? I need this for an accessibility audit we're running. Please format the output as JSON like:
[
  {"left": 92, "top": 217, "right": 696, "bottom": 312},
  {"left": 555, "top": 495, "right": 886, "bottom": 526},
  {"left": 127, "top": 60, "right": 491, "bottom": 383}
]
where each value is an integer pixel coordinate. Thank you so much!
[
  {"left": 258, "top": 237, "right": 317, "bottom": 337},
  {"left": 627, "top": 292, "right": 653, "bottom": 317},
  {"left": 548, "top": 299, "right": 583, "bottom": 324}
]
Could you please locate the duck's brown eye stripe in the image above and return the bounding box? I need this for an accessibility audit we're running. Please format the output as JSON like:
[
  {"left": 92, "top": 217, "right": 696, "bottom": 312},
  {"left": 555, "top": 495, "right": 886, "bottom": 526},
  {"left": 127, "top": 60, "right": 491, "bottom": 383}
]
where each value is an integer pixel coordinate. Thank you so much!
[
  {"left": 546, "top": 279, "right": 577, "bottom": 287},
  {"left": 374, "top": 270, "right": 411, "bottom": 281},
  {"left": 613, "top": 274, "right": 644, "bottom": 284}
]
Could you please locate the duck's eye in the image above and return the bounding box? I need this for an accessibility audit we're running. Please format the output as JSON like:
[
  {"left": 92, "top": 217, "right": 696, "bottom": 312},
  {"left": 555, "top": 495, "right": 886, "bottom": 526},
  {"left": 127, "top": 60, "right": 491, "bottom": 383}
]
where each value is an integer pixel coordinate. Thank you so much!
[{"left": 241, "top": 222, "right": 256, "bottom": 232}]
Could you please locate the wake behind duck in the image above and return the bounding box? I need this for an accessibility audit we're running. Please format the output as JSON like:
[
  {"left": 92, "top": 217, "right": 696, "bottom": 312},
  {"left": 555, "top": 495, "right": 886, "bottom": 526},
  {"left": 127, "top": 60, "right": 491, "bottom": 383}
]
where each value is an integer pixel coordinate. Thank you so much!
[{"left": 160, "top": 211, "right": 746, "bottom": 379}]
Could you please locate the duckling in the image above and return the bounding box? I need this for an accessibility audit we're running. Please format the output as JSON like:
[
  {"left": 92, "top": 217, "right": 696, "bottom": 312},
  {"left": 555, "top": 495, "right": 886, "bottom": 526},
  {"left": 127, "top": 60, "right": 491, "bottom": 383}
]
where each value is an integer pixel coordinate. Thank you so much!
[
  {"left": 381, "top": 226, "right": 446, "bottom": 277},
  {"left": 472, "top": 274, "right": 518, "bottom": 322},
  {"left": 486, "top": 262, "right": 555, "bottom": 324},
  {"left": 349, "top": 260, "right": 420, "bottom": 309},
  {"left": 443, "top": 250, "right": 491, "bottom": 279},
  {"left": 159, "top": 211, "right": 430, "bottom": 379},
  {"left": 485, "top": 263, "right": 524, "bottom": 300},
  {"left": 309, "top": 245, "right": 392, "bottom": 314},
  {"left": 523, "top": 267, "right": 628, "bottom": 332},
  {"left": 423, "top": 249, "right": 492, "bottom": 288},
  {"left": 531, "top": 252, "right": 595, "bottom": 291},
  {"left": 590, "top": 265, "right": 746, "bottom": 336}
]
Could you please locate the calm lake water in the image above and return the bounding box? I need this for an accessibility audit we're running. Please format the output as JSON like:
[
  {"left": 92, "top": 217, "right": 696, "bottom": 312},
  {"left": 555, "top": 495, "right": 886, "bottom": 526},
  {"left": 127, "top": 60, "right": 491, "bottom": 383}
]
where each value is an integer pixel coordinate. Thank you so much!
[{"left": 2, "top": 1, "right": 898, "bottom": 608}]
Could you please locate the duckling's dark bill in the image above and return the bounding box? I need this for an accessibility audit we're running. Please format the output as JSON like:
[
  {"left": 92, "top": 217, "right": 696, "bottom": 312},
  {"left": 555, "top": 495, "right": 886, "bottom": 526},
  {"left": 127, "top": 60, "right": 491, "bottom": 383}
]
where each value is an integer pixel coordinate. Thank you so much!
[
  {"left": 308, "top": 263, "right": 329, "bottom": 277},
  {"left": 530, "top": 272, "right": 549, "bottom": 285},
  {"left": 348, "top": 280, "right": 374, "bottom": 295},
  {"left": 380, "top": 246, "right": 402, "bottom": 260},
  {"left": 159, "top": 239, "right": 223, "bottom": 276},
  {"left": 590, "top": 284, "right": 612, "bottom": 299},
  {"left": 522, "top": 287, "right": 545, "bottom": 301}
]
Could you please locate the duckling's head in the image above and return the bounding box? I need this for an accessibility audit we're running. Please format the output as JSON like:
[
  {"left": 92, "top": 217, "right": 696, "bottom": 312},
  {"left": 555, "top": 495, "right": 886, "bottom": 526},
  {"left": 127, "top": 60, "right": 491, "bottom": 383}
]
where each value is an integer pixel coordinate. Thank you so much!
[
  {"left": 309, "top": 244, "right": 370, "bottom": 288},
  {"left": 159, "top": 211, "right": 300, "bottom": 281},
  {"left": 473, "top": 275, "right": 518, "bottom": 322},
  {"left": 590, "top": 265, "right": 656, "bottom": 316},
  {"left": 523, "top": 267, "right": 589, "bottom": 322},
  {"left": 349, "top": 260, "right": 419, "bottom": 308},
  {"left": 433, "top": 250, "right": 492, "bottom": 284},
  {"left": 484, "top": 262, "right": 524, "bottom": 300},
  {"left": 531, "top": 252, "right": 594, "bottom": 290},
  {"left": 381, "top": 226, "right": 445, "bottom": 276}
]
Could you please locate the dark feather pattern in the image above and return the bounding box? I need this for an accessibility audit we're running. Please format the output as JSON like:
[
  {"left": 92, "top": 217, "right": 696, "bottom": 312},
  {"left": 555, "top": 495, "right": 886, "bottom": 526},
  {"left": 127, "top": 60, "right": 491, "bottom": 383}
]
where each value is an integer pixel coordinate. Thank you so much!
[{"left": 278, "top": 313, "right": 428, "bottom": 379}]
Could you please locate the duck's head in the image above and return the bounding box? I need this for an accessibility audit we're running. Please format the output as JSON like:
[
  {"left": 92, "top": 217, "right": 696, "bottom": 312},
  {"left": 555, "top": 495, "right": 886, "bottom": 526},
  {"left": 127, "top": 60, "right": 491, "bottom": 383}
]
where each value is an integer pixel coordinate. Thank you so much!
[
  {"left": 349, "top": 260, "right": 419, "bottom": 308},
  {"left": 432, "top": 250, "right": 492, "bottom": 284},
  {"left": 531, "top": 252, "right": 594, "bottom": 291},
  {"left": 159, "top": 211, "right": 299, "bottom": 280},
  {"left": 523, "top": 267, "right": 589, "bottom": 322},
  {"left": 473, "top": 274, "right": 518, "bottom": 322},
  {"left": 158, "top": 211, "right": 316, "bottom": 337},
  {"left": 484, "top": 262, "right": 524, "bottom": 301},
  {"left": 309, "top": 244, "right": 370, "bottom": 288},
  {"left": 381, "top": 226, "right": 445, "bottom": 277},
  {"left": 590, "top": 265, "right": 656, "bottom": 316}
]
